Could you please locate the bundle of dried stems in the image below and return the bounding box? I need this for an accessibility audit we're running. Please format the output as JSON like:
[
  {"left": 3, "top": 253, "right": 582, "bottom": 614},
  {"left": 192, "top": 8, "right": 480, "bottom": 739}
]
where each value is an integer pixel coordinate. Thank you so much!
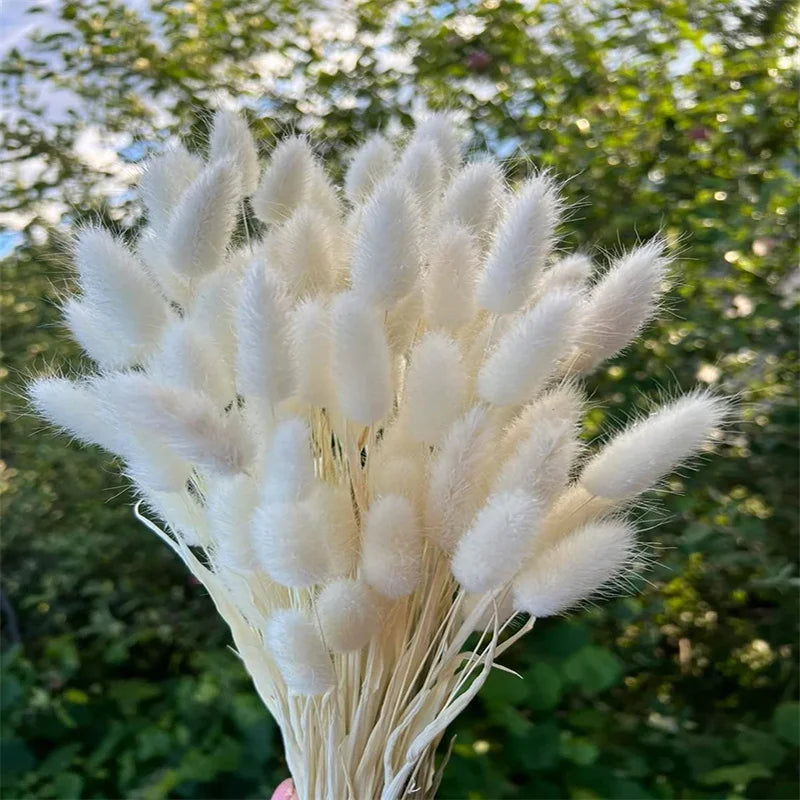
[{"left": 31, "top": 111, "right": 727, "bottom": 799}]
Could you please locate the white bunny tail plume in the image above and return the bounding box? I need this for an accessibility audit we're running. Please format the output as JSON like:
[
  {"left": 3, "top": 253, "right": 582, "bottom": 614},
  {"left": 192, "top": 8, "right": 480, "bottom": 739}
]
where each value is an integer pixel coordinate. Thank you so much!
[
  {"left": 136, "top": 227, "right": 190, "bottom": 306},
  {"left": 384, "top": 286, "right": 423, "bottom": 357},
  {"left": 289, "top": 298, "right": 333, "bottom": 408},
  {"left": 165, "top": 160, "right": 241, "bottom": 278},
  {"left": 252, "top": 501, "right": 329, "bottom": 587},
  {"left": 571, "top": 238, "right": 669, "bottom": 373},
  {"left": 330, "top": 292, "right": 393, "bottom": 426},
  {"left": 423, "top": 222, "right": 479, "bottom": 331},
  {"left": 344, "top": 133, "right": 394, "bottom": 204},
  {"left": 124, "top": 438, "right": 192, "bottom": 495},
  {"left": 208, "top": 109, "right": 260, "bottom": 195},
  {"left": 494, "top": 404, "right": 581, "bottom": 505},
  {"left": 99, "top": 373, "right": 253, "bottom": 475},
  {"left": 477, "top": 173, "right": 562, "bottom": 313},
  {"left": 261, "top": 418, "right": 315, "bottom": 503},
  {"left": 30, "top": 376, "right": 191, "bottom": 493},
  {"left": 439, "top": 160, "right": 505, "bottom": 240},
  {"left": 138, "top": 144, "right": 203, "bottom": 232},
  {"left": 412, "top": 112, "right": 463, "bottom": 172},
  {"left": 538, "top": 253, "right": 592, "bottom": 293},
  {"left": 404, "top": 332, "right": 466, "bottom": 444},
  {"left": 270, "top": 205, "right": 337, "bottom": 296},
  {"left": 307, "top": 160, "right": 343, "bottom": 221},
  {"left": 307, "top": 484, "right": 358, "bottom": 578},
  {"left": 425, "top": 406, "right": 493, "bottom": 553},
  {"left": 148, "top": 318, "right": 234, "bottom": 405},
  {"left": 72, "top": 227, "right": 170, "bottom": 364},
  {"left": 478, "top": 288, "right": 578, "bottom": 407},
  {"left": 188, "top": 260, "right": 245, "bottom": 365},
  {"left": 452, "top": 490, "right": 541, "bottom": 593},
  {"left": 252, "top": 136, "right": 315, "bottom": 225},
  {"left": 350, "top": 179, "right": 422, "bottom": 308},
  {"left": 395, "top": 136, "right": 443, "bottom": 211},
  {"left": 362, "top": 494, "right": 423, "bottom": 598},
  {"left": 234, "top": 259, "right": 294, "bottom": 410},
  {"left": 265, "top": 609, "right": 335, "bottom": 695},
  {"left": 206, "top": 474, "right": 258, "bottom": 572},
  {"left": 317, "top": 579, "right": 381, "bottom": 652},
  {"left": 62, "top": 298, "right": 142, "bottom": 370},
  {"left": 580, "top": 390, "right": 728, "bottom": 501},
  {"left": 29, "top": 376, "right": 126, "bottom": 454},
  {"left": 513, "top": 520, "right": 637, "bottom": 617}
]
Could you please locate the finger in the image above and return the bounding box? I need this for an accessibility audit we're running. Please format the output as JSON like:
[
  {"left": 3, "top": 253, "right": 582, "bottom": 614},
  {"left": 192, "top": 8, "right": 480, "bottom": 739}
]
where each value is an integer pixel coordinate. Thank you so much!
[{"left": 270, "top": 778, "right": 295, "bottom": 800}]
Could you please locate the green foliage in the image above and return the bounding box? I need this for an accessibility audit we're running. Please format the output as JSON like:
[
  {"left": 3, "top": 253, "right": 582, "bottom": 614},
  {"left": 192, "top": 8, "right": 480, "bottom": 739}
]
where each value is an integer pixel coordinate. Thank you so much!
[{"left": 2, "top": 1, "right": 797, "bottom": 798}]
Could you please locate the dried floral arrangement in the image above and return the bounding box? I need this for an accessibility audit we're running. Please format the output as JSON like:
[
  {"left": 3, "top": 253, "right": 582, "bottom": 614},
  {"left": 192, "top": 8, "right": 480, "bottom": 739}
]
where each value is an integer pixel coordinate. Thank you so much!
[{"left": 30, "top": 111, "right": 727, "bottom": 799}]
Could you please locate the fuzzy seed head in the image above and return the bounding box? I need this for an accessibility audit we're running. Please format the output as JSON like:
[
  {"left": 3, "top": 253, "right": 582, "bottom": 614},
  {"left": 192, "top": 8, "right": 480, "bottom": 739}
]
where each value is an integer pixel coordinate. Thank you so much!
[
  {"left": 478, "top": 288, "right": 578, "bottom": 407},
  {"left": 452, "top": 490, "right": 541, "bottom": 593},
  {"left": 262, "top": 418, "right": 316, "bottom": 503},
  {"left": 404, "top": 332, "right": 466, "bottom": 444},
  {"left": 580, "top": 390, "right": 727, "bottom": 500},
  {"left": 395, "top": 137, "right": 443, "bottom": 211},
  {"left": 72, "top": 227, "right": 169, "bottom": 365},
  {"left": 289, "top": 297, "right": 333, "bottom": 408},
  {"left": 265, "top": 609, "right": 335, "bottom": 695},
  {"left": 362, "top": 494, "right": 423, "bottom": 598},
  {"left": 538, "top": 253, "right": 592, "bottom": 293},
  {"left": 425, "top": 406, "right": 493, "bottom": 553},
  {"left": 306, "top": 484, "right": 358, "bottom": 578},
  {"left": 207, "top": 474, "right": 258, "bottom": 572},
  {"left": 513, "top": 520, "right": 637, "bottom": 617},
  {"left": 344, "top": 134, "right": 395, "bottom": 204},
  {"left": 252, "top": 136, "right": 315, "bottom": 225},
  {"left": 330, "top": 291, "right": 393, "bottom": 425},
  {"left": 253, "top": 500, "right": 329, "bottom": 588},
  {"left": 165, "top": 160, "right": 241, "bottom": 278},
  {"left": 439, "top": 160, "right": 505, "bottom": 239},
  {"left": 270, "top": 205, "right": 338, "bottom": 296},
  {"left": 572, "top": 238, "right": 668, "bottom": 372},
  {"left": 138, "top": 144, "right": 203, "bottom": 232},
  {"left": 208, "top": 109, "right": 260, "bottom": 195},
  {"left": 411, "top": 112, "right": 463, "bottom": 172},
  {"left": 29, "top": 376, "right": 125, "bottom": 454},
  {"left": 423, "top": 222, "right": 480, "bottom": 331},
  {"left": 317, "top": 579, "right": 381, "bottom": 652},
  {"left": 477, "top": 174, "right": 561, "bottom": 313},
  {"left": 350, "top": 179, "right": 422, "bottom": 308},
  {"left": 234, "top": 259, "right": 294, "bottom": 408}
]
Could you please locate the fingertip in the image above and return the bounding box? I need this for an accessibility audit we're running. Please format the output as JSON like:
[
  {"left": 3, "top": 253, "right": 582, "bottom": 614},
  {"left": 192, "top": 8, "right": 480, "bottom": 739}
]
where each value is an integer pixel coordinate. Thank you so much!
[{"left": 270, "top": 777, "right": 295, "bottom": 800}]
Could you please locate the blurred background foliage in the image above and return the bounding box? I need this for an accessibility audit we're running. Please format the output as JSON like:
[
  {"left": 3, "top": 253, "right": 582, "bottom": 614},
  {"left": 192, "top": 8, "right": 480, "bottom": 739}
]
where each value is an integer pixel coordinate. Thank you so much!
[{"left": 1, "top": 0, "right": 798, "bottom": 797}]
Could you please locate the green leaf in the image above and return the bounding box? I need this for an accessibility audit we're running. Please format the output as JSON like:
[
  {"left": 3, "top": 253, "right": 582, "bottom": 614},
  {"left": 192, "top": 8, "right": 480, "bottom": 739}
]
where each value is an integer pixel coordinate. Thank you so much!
[
  {"left": 532, "top": 620, "right": 591, "bottom": 658},
  {"left": 44, "top": 771, "right": 84, "bottom": 798},
  {"left": 0, "top": 739, "right": 36, "bottom": 774},
  {"left": 772, "top": 703, "right": 800, "bottom": 746},
  {"left": 560, "top": 733, "right": 599, "bottom": 765},
  {"left": 480, "top": 669, "right": 528, "bottom": 712},
  {"left": 699, "top": 762, "right": 772, "bottom": 787},
  {"left": 563, "top": 646, "right": 624, "bottom": 694},
  {"left": 524, "top": 662, "right": 563, "bottom": 710},
  {"left": 735, "top": 729, "right": 787, "bottom": 768},
  {"left": 522, "top": 722, "right": 561, "bottom": 769}
]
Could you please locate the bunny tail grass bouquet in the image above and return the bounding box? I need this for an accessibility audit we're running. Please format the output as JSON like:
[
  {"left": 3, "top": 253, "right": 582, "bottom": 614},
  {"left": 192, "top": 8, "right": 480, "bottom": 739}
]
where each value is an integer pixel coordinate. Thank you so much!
[{"left": 30, "top": 111, "right": 727, "bottom": 799}]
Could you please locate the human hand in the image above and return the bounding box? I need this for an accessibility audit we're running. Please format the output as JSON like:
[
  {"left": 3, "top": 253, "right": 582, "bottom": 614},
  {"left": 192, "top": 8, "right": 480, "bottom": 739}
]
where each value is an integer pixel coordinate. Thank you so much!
[{"left": 270, "top": 778, "right": 295, "bottom": 800}]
